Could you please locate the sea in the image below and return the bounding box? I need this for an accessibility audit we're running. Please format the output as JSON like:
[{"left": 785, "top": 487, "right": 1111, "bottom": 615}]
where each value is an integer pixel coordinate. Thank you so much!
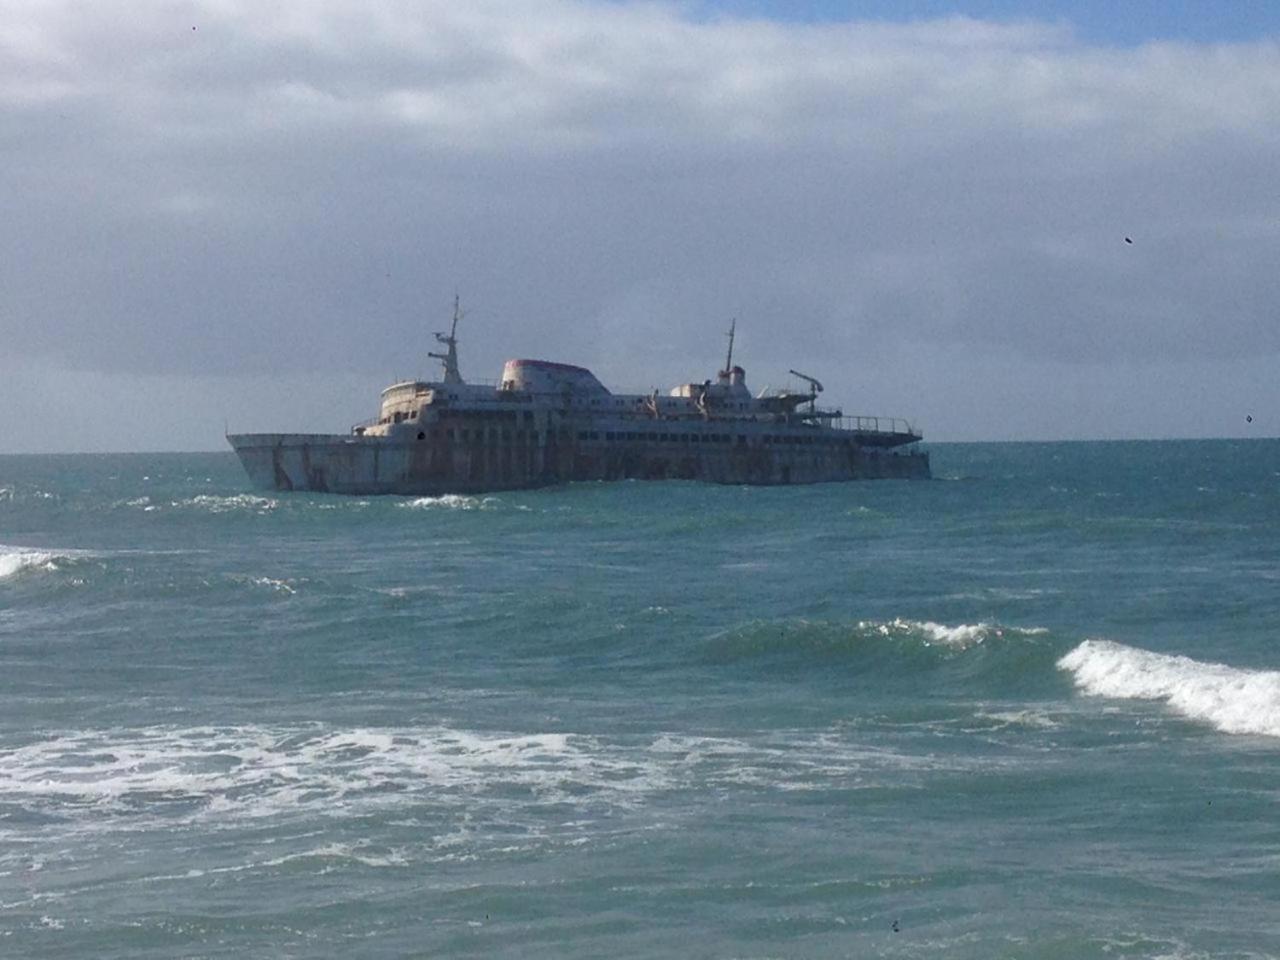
[{"left": 1, "top": 440, "right": 1278, "bottom": 959}]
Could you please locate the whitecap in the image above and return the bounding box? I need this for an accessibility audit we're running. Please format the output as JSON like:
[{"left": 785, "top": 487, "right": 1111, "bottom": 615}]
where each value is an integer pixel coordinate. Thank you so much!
[
  {"left": 864, "top": 618, "right": 1047, "bottom": 648},
  {"left": 248, "top": 576, "right": 297, "bottom": 595},
  {"left": 171, "top": 494, "right": 277, "bottom": 513},
  {"left": 399, "top": 494, "right": 498, "bottom": 511},
  {"left": 0, "top": 545, "right": 95, "bottom": 581},
  {"left": 1058, "top": 639, "right": 1280, "bottom": 737},
  {"left": 0, "top": 548, "right": 58, "bottom": 580}
]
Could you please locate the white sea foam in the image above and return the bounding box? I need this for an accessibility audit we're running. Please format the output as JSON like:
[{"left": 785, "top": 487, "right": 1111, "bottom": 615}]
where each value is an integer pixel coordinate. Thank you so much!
[
  {"left": 0, "top": 721, "right": 996, "bottom": 839},
  {"left": 186, "top": 494, "right": 278, "bottom": 512},
  {"left": 1058, "top": 639, "right": 1280, "bottom": 737},
  {"left": 249, "top": 576, "right": 297, "bottom": 594},
  {"left": 863, "top": 618, "right": 1047, "bottom": 648},
  {"left": 971, "top": 709, "right": 1061, "bottom": 731},
  {"left": 399, "top": 494, "right": 499, "bottom": 511},
  {"left": 0, "top": 725, "right": 669, "bottom": 831},
  {"left": 225, "top": 574, "right": 301, "bottom": 595},
  {"left": 0, "top": 545, "right": 94, "bottom": 581},
  {"left": 0, "top": 548, "right": 57, "bottom": 580}
]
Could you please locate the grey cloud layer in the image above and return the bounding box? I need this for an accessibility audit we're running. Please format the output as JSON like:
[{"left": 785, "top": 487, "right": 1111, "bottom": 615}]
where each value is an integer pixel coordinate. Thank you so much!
[{"left": 3, "top": 0, "right": 1279, "bottom": 388}]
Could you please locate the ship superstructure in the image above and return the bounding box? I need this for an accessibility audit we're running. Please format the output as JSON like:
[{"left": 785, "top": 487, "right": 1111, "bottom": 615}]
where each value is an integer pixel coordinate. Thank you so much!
[{"left": 228, "top": 306, "right": 929, "bottom": 494}]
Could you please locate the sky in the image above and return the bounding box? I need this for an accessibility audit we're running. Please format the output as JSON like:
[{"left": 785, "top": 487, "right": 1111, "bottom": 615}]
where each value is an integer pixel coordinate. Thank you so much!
[{"left": 2, "top": 0, "right": 1278, "bottom": 452}]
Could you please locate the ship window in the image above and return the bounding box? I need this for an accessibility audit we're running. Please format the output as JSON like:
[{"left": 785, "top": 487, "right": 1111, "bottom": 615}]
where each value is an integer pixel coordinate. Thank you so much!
[
  {"left": 606, "top": 432, "right": 615, "bottom": 441},
  {"left": 417, "top": 431, "right": 425, "bottom": 440},
  {"left": 590, "top": 432, "right": 599, "bottom": 440},
  {"left": 737, "top": 435, "right": 746, "bottom": 444},
  {"left": 578, "top": 431, "right": 588, "bottom": 440},
  {"left": 647, "top": 432, "right": 658, "bottom": 441}
]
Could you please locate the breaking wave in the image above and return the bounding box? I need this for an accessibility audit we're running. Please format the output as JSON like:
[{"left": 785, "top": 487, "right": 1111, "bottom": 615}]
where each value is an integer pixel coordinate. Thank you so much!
[
  {"left": 708, "top": 617, "right": 1051, "bottom": 658},
  {"left": 879, "top": 618, "right": 1047, "bottom": 648},
  {"left": 169, "top": 494, "right": 278, "bottom": 513},
  {"left": 1058, "top": 640, "right": 1280, "bottom": 737},
  {"left": 703, "top": 617, "right": 1061, "bottom": 694},
  {"left": 0, "top": 545, "right": 94, "bottom": 582},
  {"left": 400, "top": 494, "right": 503, "bottom": 511}
]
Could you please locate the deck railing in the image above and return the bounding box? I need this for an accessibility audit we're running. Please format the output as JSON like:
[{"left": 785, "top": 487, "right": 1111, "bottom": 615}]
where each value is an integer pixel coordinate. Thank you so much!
[{"left": 838, "top": 415, "right": 919, "bottom": 437}]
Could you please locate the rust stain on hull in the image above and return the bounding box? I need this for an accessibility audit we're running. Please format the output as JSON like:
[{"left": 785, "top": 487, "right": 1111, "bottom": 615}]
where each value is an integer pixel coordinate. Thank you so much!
[{"left": 229, "top": 431, "right": 929, "bottom": 496}]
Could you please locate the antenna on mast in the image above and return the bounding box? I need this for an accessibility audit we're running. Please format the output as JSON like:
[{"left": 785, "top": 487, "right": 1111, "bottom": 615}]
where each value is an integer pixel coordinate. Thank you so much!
[
  {"left": 722, "top": 318, "right": 736, "bottom": 376},
  {"left": 428, "top": 294, "right": 465, "bottom": 384}
]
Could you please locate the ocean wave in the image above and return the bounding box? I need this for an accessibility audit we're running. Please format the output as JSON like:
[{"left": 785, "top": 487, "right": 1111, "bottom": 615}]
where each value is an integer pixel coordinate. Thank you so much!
[
  {"left": 399, "top": 494, "right": 502, "bottom": 511},
  {"left": 1057, "top": 640, "right": 1280, "bottom": 737},
  {"left": 700, "top": 617, "right": 1070, "bottom": 700},
  {"left": 879, "top": 618, "right": 1047, "bottom": 648},
  {"left": 225, "top": 574, "right": 301, "bottom": 595},
  {"left": 709, "top": 617, "right": 1051, "bottom": 660},
  {"left": 0, "top": 721, "right": 1006, "bottom": 839},
  {"left": 0, "top": 725, "right": 668, "bottom": 831},
  {"left": 0, "top": 545, "right": 95, "bottom": 582},
  {"left": 171, "top": 494, "right": 278, "bottom": 513}
]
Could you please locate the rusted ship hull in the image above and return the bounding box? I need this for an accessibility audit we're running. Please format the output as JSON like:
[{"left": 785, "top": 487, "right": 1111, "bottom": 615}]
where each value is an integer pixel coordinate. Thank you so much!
[{"left": 228, "top": 430, "right": 930, "bottom": 496}]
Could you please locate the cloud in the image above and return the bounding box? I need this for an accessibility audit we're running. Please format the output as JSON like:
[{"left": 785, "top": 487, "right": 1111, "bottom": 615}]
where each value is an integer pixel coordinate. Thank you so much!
[{"left": 1, "top": 0, "right": 1279, "bottom": 447}]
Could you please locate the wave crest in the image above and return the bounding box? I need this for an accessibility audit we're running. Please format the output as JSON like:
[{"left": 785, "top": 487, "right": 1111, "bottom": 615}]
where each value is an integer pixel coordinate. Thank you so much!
[
  {"left": 1058, "top": 639, "right": 1280, "bottom": 737},
  {"left": 871, "top": 618, "right": 1046, "bottom": 648},
  {"left": 705, "top": 618, "right": 1055, "bottom": 685},
  {"left": 399, "top": 494, "right": 500, "bottom": 510},
  {"left": 0, "top": 545, "right": 93, "bottom": 581}
]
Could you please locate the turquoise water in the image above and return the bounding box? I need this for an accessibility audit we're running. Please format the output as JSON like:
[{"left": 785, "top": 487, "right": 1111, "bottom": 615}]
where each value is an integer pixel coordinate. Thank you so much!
[{"left": 2, "top": 441, "right": 1278, "bottom": 958}]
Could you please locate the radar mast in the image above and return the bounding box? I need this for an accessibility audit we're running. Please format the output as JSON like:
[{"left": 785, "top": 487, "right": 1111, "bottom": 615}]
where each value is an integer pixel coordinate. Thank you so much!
[
  {"left": 720, "top": 318, "right": 736, "bottom": 380},
  {"left": 429, "top": 294, "right": 465, "bottom": 384}
]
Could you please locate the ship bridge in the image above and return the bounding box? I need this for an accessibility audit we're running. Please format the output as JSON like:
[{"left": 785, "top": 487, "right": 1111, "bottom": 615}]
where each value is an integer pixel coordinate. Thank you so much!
[{"left": 500, "top": 359, "right": 610, "bottom": 396}]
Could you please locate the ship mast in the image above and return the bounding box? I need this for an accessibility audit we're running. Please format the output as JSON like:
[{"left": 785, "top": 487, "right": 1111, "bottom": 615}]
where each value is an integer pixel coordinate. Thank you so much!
[
  {"left": 720, "top": 318, "right": 736, "bottom": 378},
  {"left": 429, "top": 294, "right": 464, "bottom": 384}
]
